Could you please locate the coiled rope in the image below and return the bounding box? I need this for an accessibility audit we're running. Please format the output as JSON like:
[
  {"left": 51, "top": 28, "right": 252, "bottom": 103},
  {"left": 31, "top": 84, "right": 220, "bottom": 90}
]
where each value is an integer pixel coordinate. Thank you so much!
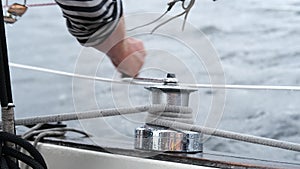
[
  {"left": 1, "top": 105, "right": 300, "bottom": 152},
  {"left": 0, "top": 132, "right": 47, "bottom": 169},
  {"left": 146, "top": 106, "right": 194, "bottom": 124},
  {"left": 21, "top": 126, "right": 90, "bottom": 169},
  {"left": 19, "top": 123, "right": 90, "bottom": 169}
]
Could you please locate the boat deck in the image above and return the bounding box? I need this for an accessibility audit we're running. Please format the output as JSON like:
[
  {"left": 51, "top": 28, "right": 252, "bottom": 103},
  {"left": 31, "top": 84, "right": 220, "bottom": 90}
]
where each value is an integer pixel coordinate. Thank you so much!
[{"left": 40, "top": 137, "right": 300, "bottom": 169}]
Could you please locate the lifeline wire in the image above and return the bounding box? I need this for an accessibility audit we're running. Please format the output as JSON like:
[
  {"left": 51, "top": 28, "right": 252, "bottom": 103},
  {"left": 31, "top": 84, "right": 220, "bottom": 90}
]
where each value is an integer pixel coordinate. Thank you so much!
[
  {"left": 1, "top": 104, "right": 300, "bottom": 152},
  {"left": 9, "top": 62, "right": 300, "bottom": 91}
]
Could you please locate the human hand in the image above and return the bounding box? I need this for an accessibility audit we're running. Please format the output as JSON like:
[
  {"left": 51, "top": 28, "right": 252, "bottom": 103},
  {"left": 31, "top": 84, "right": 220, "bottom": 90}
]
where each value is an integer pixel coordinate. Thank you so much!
[{"left": 107, "top": 37, "right": 146, "bottom": 77}]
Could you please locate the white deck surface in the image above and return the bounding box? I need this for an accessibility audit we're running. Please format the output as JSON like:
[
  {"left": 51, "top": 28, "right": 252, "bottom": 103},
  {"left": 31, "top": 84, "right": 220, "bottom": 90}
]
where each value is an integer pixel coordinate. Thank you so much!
[{"left": 36, "top": 143, "right": 216, "bottom": 169}]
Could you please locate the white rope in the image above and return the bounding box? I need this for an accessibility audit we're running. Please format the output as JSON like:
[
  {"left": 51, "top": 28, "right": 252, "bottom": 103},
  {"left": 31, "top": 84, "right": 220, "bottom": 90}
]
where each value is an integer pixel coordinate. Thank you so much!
[
  {"left": 9, "top": 62, "right": 158, "bottom": 86},
  {"left": 9, "top": 63, "right": 123, "bottom": 84},
  {"left": 146, "top": 105, "right": 194, "bottom": 124},
  {"left": 9, "top": 62, "right": 300, "bottom": 91},
  {"left": 180, "top": 83, "right": 300, "bottom": 91},
  {"left": 1, "top": 104, "right": 299, "bottom": 152},
  {"left": 150, "top": 119, "right": 300, "bottom": 152},
  {"left": 3, "top": 105, "right": 186, "bottom": 126}
]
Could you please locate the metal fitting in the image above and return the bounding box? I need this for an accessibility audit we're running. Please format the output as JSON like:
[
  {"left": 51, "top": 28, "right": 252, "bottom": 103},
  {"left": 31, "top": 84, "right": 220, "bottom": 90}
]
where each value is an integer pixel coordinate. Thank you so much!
[
  {"left": 163, "top": 73, "right": 178, "bottom": 85},
  {"left": 135, "top": 125, "right": 202, "bottom": 152},
  {"left": 134, "top": 73, "right": 203, "bottom": 153}
]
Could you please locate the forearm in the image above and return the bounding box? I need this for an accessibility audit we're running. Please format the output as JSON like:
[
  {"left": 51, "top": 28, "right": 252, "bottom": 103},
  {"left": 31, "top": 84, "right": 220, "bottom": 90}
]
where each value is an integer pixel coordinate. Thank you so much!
[
  {"left": 93, "top": 16, "right": 126, "bottom": 65},
  {"left": 56, "top": 0, "right": 146, "bottom": 77},
  {"left": 55, "top": 0, "right": 123, "bottom": 47},
  {"left": 94, "top": 17, "right": 146, "bottom": 77}
]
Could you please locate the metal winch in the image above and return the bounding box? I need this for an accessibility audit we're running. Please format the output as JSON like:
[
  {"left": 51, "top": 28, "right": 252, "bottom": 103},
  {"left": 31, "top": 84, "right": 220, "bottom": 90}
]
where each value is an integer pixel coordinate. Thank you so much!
[{"left": 134, "top": 74, "right": 203, "bottom": 153}]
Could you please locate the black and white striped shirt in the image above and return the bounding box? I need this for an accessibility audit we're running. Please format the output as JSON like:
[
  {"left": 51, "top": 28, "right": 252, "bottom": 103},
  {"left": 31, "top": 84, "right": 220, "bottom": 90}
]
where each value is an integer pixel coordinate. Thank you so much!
[{"left": 56, "top": 0, "right": 123, "bottom": 47}]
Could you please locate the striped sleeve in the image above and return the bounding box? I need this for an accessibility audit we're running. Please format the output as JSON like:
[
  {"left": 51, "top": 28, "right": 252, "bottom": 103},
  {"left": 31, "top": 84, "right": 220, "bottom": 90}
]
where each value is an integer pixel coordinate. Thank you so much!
[{"left": 55, "top": 0, "right": 123, "bottom": 47}]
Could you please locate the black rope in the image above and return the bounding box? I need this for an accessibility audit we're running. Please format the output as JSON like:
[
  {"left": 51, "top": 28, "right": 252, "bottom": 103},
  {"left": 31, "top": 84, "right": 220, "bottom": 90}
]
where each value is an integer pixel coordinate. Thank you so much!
[
  {"left": 4, "top": 157, "right": 19, "bottom": 169},
  {"left": 0, "top": 132, "right": 47, "bottom": 169},
  {"left": 0, "top": 0, "right": 13, "bottom": 107}
]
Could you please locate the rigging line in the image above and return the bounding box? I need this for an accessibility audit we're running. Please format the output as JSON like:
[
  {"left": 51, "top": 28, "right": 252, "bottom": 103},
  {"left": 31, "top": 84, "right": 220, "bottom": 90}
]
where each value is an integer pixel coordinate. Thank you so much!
[
  {"left": 127, "top": 0, "right": 196, "bottom": 33},
  {"left": 150, "top": 119, "right": 300, "bottom": 152},
  {"left": 0, "top": 104, "right": 300, "bottom": 152},
  {"left": 180, "top": 83, "right": 300, "bottom": 91},
  {"left": 9, "top": 62, "right": 300, "bottom": 91},
  {"left": 9, "top": 62, "right": 160, "bottom": 86},
  {"left": 181, "top": 0, "right": 195, "bottom": 31},
  {"left": 126, "top": 0, "right": 177, "bottom": 32},
  {"left": 0, "top": 105, "right": 188, "bottom": 126},
  {"left": 26, "top": 3, "right": 56, "bottom": 7},
  {"left": 151, "top": 10, "right": 186, "bottom": 34},
  {"left": 127, "top": 11, "right": 168, "bottom": 32},
  {"left": 151, "top": 0, "right": 195, "bottom": 33},
  {"left": 2, "top": 2, "right": 57, "bottom": 8}
]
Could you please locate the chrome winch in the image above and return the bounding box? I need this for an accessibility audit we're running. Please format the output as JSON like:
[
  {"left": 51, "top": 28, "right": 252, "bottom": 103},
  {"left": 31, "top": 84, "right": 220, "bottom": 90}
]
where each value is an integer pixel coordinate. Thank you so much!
[{"left": 134, "top": 74, "right": 203, "bottom": 153}]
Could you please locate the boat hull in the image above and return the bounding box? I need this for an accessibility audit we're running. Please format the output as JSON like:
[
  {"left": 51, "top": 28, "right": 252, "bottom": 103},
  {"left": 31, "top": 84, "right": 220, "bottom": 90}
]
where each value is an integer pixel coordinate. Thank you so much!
[{"left": 35, "top": 143, "right": 213, "bottom": 169}]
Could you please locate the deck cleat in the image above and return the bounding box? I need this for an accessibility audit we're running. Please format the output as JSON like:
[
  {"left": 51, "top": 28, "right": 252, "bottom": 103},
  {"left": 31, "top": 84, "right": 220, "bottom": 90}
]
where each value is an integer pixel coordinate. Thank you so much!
[{"left": 135, "top": 73, "right": 203, "bottom": 153}]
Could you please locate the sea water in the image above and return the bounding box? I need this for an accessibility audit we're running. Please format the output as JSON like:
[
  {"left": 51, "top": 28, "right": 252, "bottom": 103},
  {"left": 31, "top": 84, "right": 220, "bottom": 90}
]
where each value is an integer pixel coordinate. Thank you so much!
[{"left": 4, "top": 0, "right": 300, "bottom": 164}]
